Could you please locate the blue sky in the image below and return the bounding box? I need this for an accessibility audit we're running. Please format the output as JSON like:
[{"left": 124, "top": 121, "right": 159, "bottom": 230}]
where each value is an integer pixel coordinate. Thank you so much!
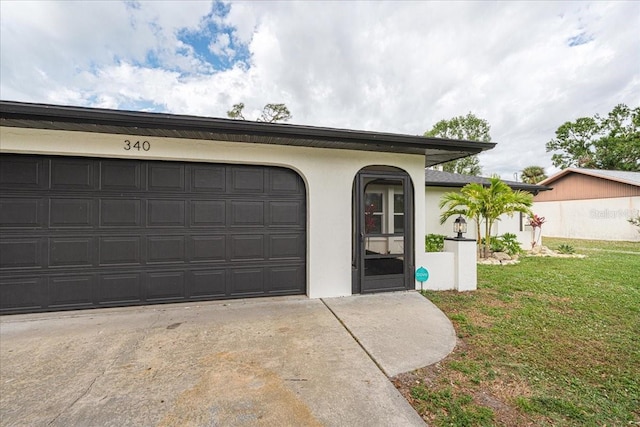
[{"left": 1, "top": 1, "right": 638, "bottom": 178}]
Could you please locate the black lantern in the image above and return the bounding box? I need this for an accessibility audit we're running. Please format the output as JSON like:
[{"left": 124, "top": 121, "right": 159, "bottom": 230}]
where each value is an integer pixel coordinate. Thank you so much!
[{"left": 453, "top": 215, "right": 467, "bottom": 239}]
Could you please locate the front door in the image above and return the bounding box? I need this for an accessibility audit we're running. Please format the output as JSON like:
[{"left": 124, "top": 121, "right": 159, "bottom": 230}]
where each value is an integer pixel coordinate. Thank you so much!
[{"left": 352, "top": 168, "right": 413, "bottom": 293}]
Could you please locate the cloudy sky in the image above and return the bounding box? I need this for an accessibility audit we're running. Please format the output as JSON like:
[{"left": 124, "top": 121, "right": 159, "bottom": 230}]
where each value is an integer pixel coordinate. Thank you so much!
[{"left": 1, "top": 1, "right": 638, "bottom": 178}]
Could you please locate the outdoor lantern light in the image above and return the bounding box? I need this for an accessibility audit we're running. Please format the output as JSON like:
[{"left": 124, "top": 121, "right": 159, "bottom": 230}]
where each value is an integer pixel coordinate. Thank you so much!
[{"left": 453, "top": 215, "right": 467, "bottom": 238}]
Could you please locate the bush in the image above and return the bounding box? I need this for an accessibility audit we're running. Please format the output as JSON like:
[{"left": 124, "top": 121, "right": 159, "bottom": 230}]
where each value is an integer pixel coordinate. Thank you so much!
[
  {"left": 425, "top": 234, "right": 446, "bottom": 252},
  {"left": 557, "top": 244, "right": 575, "bottom": 254},
  {"left": 481, "top": 234, "right": 522, "bottom": 256},
  {"left": 480, "top": 236, "right": 504, "bottom": 253},
  {"left": 500, "top": 233, "right": 523, "bottom": 256}
]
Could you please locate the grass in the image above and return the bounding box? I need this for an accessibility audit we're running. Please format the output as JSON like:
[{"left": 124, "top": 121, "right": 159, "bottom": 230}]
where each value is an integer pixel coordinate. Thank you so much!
[{"left": 404, "top": 238, "right": 640, "bottom": 426}]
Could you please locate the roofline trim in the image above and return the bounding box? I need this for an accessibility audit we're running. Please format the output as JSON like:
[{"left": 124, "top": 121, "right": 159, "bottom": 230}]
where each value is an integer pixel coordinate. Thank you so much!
[
  {"left": 0, "top": 100, "right": 496, "bottom": 155},
  {"left": 539, "top": 167, "right": 640, "bottom": 187}
]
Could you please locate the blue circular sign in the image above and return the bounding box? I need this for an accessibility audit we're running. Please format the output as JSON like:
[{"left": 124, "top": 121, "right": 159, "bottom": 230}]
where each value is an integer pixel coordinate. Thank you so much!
[{"left": 415, "top": 266, "right": 429, "bottom": 282}]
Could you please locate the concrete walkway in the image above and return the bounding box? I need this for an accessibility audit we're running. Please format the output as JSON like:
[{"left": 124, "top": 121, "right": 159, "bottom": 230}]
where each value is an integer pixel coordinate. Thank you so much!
[{"left": 0, "top": 291, "right": 456, "bottom": 427}]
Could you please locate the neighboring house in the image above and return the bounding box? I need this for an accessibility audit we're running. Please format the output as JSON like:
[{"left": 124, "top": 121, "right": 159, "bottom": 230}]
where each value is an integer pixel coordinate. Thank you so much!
[
  {"left": 0, "top": 101, "right": 495, "bottom": 314},
  {"left": 534, "top": 168, "right": 640, "bottom": 241},
  {"left": 424, "top": 170, "right": 551, "bottom": 247}
]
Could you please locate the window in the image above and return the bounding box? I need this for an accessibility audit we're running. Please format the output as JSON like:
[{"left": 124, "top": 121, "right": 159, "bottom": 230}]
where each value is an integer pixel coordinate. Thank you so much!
[
  {"left": 364, "top": 187, "right": 404, "bottom": 235},
  {"left": 393, "top": 193, "right": 404, "bottom": 233}
]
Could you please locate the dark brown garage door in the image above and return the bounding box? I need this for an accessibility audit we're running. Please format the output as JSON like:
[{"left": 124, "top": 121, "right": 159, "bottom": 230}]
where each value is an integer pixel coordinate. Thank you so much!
[{"left": 0, "top": 154, "right": 306, "bottom": 314}]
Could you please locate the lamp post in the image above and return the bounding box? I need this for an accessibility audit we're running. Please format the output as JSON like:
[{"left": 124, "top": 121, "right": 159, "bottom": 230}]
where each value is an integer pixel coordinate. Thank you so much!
[{"left": 453, "top": 215, "right": 467, "bottom": 239}]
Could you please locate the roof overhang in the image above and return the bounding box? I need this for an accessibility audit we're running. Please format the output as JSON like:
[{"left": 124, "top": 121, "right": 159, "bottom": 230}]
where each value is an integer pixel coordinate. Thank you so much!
[{"left": 0, "top": 101, "right": 496, "bottom": 167}]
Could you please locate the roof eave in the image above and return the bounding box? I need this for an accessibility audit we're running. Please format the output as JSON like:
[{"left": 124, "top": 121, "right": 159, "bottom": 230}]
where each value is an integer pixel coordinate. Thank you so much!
[{"left": 0, "top": 101, "right": 495, "bottom": 167}]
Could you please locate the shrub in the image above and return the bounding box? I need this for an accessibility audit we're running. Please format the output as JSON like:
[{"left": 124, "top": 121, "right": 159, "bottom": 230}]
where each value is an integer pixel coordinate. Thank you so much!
[
  {"left": 500, "top": 233, "right": 523, "bottom": 256},
  {"left": 480, "top": 236, "right": 504, "bottom": 253},
  {"left": 425, "top": 234, "right": 446, "bottom": 252},
  {"left": 480, "top": 234, "right": 522, "bottom": 256},
  {"left": 557, "top": 244, "right": 575, "bottom": 254}
]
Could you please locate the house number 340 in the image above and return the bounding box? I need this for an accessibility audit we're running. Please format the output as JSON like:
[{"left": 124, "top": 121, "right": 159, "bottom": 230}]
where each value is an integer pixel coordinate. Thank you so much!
[{"left": 124, "top": 140, "right": 151, "bottom": 151}]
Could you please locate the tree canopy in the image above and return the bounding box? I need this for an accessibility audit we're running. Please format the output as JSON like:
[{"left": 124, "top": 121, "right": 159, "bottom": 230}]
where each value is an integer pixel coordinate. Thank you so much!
[
  {"left": 424, "top": 112, "right": 491, "bottom": 176},
  {"left": 546, "top": 104, "right": 640, "bottom": 171},
  {"left": 520, "top": 166, "right": 547, "bottom": 184},
  {"left": 227, "top": 103, "right": 292, "bottom": 123}
]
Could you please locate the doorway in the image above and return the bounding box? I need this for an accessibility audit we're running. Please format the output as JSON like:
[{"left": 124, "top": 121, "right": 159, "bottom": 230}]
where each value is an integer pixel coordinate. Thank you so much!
[{"left": 352, "top": 167, "right": 413, "bottom": 294}]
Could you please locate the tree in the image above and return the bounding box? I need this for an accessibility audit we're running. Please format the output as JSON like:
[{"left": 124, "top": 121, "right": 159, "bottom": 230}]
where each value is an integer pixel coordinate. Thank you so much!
[
  {"left": 439, "top": 177, "right": 533, "bottom": 258},
  {"left": 520, "top": 166, "right": 547, "bottom": 184},
  {"left": 546, "top": 104, "right": 640, "bottom": 171},
  {"left": 227, "top": 102, "right": 292, "bottom": 123},
  {"left": 425, "top": 112, "right": 491, "bottom": 176}
]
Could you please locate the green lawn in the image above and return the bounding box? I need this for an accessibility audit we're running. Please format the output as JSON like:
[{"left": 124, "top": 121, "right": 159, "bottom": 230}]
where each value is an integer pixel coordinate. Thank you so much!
[{"left": 405, "top": 238, "right": 640, "bottom": 426}]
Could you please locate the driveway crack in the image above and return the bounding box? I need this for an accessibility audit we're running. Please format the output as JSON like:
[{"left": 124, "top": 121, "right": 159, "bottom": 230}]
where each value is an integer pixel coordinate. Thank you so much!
[
  {"left": 47, "top": 311, "right": 162, "bottom": 425},
  {"left": 47, "top": 374, "right": 99, "bottom": 426},
  {"left": 320, "top": 299, "right": 389, "bottom": 377}
]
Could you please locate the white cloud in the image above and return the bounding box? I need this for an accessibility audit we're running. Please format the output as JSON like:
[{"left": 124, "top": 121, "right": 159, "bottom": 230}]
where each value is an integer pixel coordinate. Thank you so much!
[{"left": 1, "top": 0, "right": 638, "bottom": 178}]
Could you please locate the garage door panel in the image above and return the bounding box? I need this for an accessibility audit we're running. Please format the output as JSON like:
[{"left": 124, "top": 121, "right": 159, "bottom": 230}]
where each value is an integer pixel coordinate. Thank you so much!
[
  {"left": 269, "top": 234, "right": 304, "bottom": 259},
  {"left": 230, "top": 167, "right": 265, "bottom": 193},
  {"left": 0, "top": 198, "right": 41, "bottom": 228},
  {"left": 147, "top": 236, "right": 185, "bottom": 264},
  {"left": 231, "top": 235, "right": 264, "bottom": 260},
  {"left": 49, "top": 275, "right": 94, "bottom": 307},
  {"left": 50, "top": 198, "right": 94, "bottom": 228},
  {"left": 148, "top": 200, "right": 185, "bottom": 227},
  {"left": 230, "top": 268, "right": 264, "bottom": 295},
  {"left": 50, "top": 158, "right": 95, "bottom": 190},
  {"left": 1, "top": 155, "right": 306, "bottom": 313},
  {"left": 191, "top": 200, "right": 225, "bottom": 227},
  {"left": 147, "top": 271, "right": 185, "bottom": 301},
  {"left": 99, "top": 273, "right": 142, "bottom": 304},
  {"left": 269, "top": 266, "right": 305, "bottom": 292},
  {"left": 49, "top": 237, "right": 94, "bottom": 267},
  {"left": 99, "top": 237, "right": 141, "bottom": 265},
  {"left": 190, "top": 235, "right": 226, "bottom": 262},
  {"left": 101, "top": 161, "right": 142, "bottom": 191},
  {"left": 0, "top": 277, "right": 45, "bottom": 311},
  {"left": 100, "top": 199, "right": 141, "bottom": 227},
  {"left": 0, "top": 238, "right": 42, "bottom": 269},
  {"left": 148, "top": 163, "right": 184, "bottom": 191},
  {"left": 0, "top": 157, "right": 46, "bottom": 189},
  {"left": 188, "top": 270, "right": 227, "bottom": 298},
  {"left": 230, "top": 201, "right": 264, "bottom": 226},
  {"left": 192, "top": 166, "right": 225, "bottom": 192},
  {"left": 269, "top": 201, "right": 304, "bottom": 226},
  {"left": 270, "top": 169, "right": 303, "bottom": 193}
]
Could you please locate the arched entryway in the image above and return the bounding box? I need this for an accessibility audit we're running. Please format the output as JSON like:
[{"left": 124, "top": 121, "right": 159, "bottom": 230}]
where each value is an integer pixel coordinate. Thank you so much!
[{"left": 352, "top": 166, "right": 414, "bottom": 294}]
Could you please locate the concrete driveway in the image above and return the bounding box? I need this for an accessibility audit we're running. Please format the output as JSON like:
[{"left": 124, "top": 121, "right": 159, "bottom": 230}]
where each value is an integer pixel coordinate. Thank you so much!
[{"left": 0, "top": 291, "right": 456, "bottom": 427}]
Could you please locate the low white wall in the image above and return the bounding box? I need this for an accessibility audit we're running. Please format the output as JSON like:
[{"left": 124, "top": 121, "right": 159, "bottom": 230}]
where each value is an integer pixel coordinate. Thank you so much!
[
  {"left": 417, "top": 252, "right": 455, "bottom": 290},
  {"left": 1, "top": 126, "right": 431, "bottom": 299},
  {"left": 534, "top": 197, "right": 640, "bottom": 242}
]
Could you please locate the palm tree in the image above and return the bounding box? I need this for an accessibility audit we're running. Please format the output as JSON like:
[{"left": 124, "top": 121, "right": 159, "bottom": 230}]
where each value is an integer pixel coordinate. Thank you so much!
[
  {"left": 479, "top": 177, "right": 533, "bottom": 257},
  {"left": 439, "top": 183, "right": 485, "bottom": 247},
  {"left": 439, "top": 177, "right": 533, "bottom": 258},
  {"left": 520, "top": 166, "right": 547, "bottom": 184}
]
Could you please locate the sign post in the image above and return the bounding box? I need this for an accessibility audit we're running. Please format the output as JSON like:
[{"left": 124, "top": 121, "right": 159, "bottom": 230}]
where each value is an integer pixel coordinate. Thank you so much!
[{"left": 415, "top": 266, "right": 429, "bottom": 292}]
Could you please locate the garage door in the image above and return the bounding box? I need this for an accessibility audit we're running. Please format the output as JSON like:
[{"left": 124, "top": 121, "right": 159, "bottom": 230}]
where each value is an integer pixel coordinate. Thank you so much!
[{"left": 0, "top": 154, "right": 306, "bottom": 314}]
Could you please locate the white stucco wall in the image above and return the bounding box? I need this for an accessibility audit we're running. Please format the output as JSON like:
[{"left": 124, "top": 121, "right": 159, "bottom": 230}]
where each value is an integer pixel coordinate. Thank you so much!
[
  {"left": 534, "top": 197, "right": 640, "bottom": 242},
  {"left": 425, "top": 186, "right": 531, "bottom": 248},
  {"left": 420, "top": 252, "right": 455, "bottom": 290},
  {"left": 1, "top": 126, "right": 433, "bottom": 298}
]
